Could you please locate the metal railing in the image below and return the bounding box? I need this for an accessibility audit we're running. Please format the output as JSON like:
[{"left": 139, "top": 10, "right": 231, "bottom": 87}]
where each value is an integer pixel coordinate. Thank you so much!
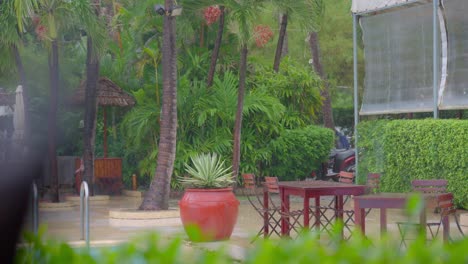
[
  {"left": 80, "top": 181, "right": 90, "bottom": 248},
  {"left": 32, "top": 181, "right": 38, "bottom": 234}
]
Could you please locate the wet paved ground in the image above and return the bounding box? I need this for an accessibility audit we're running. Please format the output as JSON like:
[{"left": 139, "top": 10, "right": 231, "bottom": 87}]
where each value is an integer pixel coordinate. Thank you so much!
[{"left": 23, "top": 193, "right": 466, "bottom": 252}]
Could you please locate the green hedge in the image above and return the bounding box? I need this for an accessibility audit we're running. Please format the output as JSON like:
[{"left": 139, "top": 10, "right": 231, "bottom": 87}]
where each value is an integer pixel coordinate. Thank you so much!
[
  {"left": 357, "top": 119, "right": 468, "bottom": 208},
  {"left": 266, "top": 125, "right": 334, "bottom": 181},
  {"left": 16, "top": 228, "right": 468, "bottom": 263}
]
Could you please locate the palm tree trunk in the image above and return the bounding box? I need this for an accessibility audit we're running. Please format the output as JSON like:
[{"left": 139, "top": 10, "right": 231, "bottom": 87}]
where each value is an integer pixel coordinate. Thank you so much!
[
  {"left": 48, "top": 40, "right": 59, "bottom": 202},
  {"left": 273, "top": 13, "right": 287, "bottom": 73},
  {"left": 308, "top": 32, "right": 334, "bottom": 130},
  {"left": 12, "top": 44, "right": 26, "bottom": 86},
  {"left": 140, "top": 0, "right": 177, "bottom": 210},
  {"left": 83, "top": 36, "right": 99, "bottom": 196},
  {"left": 232, "top": 44, "right": 248, "bottom": 180},
  {"left": 207, "top": 5, "right": 225, "bottom": 87}
]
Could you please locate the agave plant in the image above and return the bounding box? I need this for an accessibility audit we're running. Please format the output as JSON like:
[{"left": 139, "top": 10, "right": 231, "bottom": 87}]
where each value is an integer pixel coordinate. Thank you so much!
[{"left": 180, "top": 153, "right": 234, "bottom": 189}]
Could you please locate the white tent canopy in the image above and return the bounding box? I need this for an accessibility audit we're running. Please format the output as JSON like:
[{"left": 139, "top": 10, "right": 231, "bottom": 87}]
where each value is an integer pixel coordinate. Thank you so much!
[
  {"left": 351, "top": 0, "right": 429, "bottom": 14},
  {"left": 353, "top": 0, "right": 468, "bottom": 115}
]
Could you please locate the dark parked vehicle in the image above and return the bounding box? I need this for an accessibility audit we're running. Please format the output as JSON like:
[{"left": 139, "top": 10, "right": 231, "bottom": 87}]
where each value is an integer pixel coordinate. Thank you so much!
[{"left": 311, "top": 148, "right": 355, "bottom": 181}]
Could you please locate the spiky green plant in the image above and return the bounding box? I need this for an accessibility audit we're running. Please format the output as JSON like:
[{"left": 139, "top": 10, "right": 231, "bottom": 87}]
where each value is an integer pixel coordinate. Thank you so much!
[{"left": 180, "top": 153, "right": 234, "bottom": 189}]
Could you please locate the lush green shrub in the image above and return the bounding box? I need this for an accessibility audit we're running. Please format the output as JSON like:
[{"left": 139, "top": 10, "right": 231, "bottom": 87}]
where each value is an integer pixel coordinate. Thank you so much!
[
  {"left": 16, "top": 227, "right": 468, "bottom": 263},
  {"left": 357, "top": 119, "right": 468, "bottom": 208},
  {"left": 266, "top": 125, "right": 334, "bottom": 180}
]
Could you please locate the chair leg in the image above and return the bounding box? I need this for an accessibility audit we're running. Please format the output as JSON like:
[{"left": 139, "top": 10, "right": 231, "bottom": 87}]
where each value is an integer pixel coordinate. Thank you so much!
[
  {"left": 427, "top": 224, "right": 439, "bottom": 239},
  {"left": 455, "top": 215, "right": 465, "bottom": 237},
  {"left": 397, "top": 223, "right": 408, "bottom": 248}
]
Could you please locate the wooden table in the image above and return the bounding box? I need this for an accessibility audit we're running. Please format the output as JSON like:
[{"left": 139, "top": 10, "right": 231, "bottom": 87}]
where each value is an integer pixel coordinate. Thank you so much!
[
  {"left": 278, "top": 180, "right": 366, "bottom": 236},
  {"left": 353, "top": 193, "right": 450, "bottom": 241}
]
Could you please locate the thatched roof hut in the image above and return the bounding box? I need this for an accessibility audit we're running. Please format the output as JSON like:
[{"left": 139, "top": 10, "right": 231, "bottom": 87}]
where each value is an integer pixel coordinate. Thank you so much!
[
  {"left": 71, "top": 77, "right": 135, "bottom": 107},
  {"left": 71, "top": 77, "right": 135, "bottom": 157}
]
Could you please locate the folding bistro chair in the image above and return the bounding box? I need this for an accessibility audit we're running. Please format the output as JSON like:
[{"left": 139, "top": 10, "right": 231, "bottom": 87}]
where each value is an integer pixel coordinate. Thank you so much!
[
  {"left": 397, "top": 193, "right": 462, "bottom": 247},
  {"left": 425, "top": 193, "right": 462, "bottom": 239},
  {"left": 241, "top": 174, "right": 281, "bottom": 240},
  {"left": 313, "top": 171, "right": 356, "bottom": 238},
  {"left": 412, "top": 179, "right": 447, "bottom": 194},
  {"left": 264, "top": 176, "right": 305, "bottom": 237},
  {"left": 397, "top": 179, "right": 464, "bottom": 246}
]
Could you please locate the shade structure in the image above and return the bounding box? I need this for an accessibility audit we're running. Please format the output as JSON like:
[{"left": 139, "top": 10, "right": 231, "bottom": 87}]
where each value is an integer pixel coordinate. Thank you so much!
[
  {"left": 351, "top": 0, "right": 429, "bottom": 14},
  {"left": 13, "top": 85, "right": 25, "bottom": 141},
  {"left": 71, "top": 77, "right": 135, "bottom": 157},
  {"left": 359, "top": 2, "right": 438, "bottom": 115},
  {"left": 71, "top": 77, "right": 135, "bottom": 107},
  {"left": 353, "top": 0, "right": 468, "bottom": 115}
]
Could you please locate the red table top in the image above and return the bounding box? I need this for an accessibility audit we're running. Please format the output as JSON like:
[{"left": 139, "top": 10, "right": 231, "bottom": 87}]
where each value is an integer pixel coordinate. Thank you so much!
[
  {"left": 278, "top": 180, "right": 365, "bottom": 189},
  {"left": 277, "top": 180, "right": 366, "bottom": 196}
]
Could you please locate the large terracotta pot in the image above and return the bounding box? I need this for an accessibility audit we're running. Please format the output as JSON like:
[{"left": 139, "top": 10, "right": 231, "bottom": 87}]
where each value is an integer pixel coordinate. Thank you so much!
[{"left": 179, "top": 188, "right": 239, "bottom": 242}]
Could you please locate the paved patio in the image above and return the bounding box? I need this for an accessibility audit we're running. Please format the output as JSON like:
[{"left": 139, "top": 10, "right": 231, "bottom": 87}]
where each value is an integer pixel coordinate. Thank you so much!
[{"left": 21, "top": 193, "right": 467, "bottom": 260}]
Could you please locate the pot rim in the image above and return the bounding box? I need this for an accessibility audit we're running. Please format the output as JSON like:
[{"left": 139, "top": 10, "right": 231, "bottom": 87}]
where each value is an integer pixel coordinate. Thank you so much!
[{"left": 184, "top": 187, "right": 233, "bottom": 192}]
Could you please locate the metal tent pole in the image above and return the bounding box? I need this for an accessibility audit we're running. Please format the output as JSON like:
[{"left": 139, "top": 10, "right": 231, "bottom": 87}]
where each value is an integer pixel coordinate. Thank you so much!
[
  {"left": 80, "top": 181, "right": 90, "bottom": 248},
  {"left": 353, "top": 13, "right": 360, "bottom": 182},
  {"left": 433, "top": 0, "right": 439, "bottom": 119}
]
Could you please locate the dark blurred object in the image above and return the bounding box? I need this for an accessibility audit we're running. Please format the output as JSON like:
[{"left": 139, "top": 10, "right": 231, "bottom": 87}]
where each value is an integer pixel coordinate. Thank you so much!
[
  {"left": 335, "top": 129, "right": 350, "bottom": 149},
  {"left": 0, "top": 154, "right": 43, "bottom": 263},
  {"left": 321, "top": 148, "right": 356, "bottom": 181}
]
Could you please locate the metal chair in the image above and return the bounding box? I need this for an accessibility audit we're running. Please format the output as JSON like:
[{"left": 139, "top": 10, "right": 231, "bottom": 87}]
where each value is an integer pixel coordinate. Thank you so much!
[
  {"left": 426, "top": 193, "right": 461, "bottom": 239},
  {"left": 264, "top": 176, "right": 305, "bottom": 237},
  {"left": 412, "top": 179, "right": 447, "bottom": 194},
  {"left": 398, "top": 179, "right": 464, "bottom": 244},
  {"left": 397, "top": 192, "right": 462, "bottom": 247},
  {"left": 241, "top": 174, "right": 281, "bottom": 240},
  {"left": 314, "top": 171, "right": 356, "bottom": 238}
]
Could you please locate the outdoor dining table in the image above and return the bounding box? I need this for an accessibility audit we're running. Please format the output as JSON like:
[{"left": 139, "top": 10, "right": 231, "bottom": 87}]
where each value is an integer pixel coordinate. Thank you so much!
[
  {"left": 277, "top": 180, "right": 366, "bottom": 237},
  {"left": 353, "top": 192, "right": 451, "bottom": 241}
]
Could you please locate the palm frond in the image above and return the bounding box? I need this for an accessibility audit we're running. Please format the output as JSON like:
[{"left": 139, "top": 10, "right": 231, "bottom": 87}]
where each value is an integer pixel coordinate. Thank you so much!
[{"left": 180, "top": 153, "right": 234, "bottom": 189}]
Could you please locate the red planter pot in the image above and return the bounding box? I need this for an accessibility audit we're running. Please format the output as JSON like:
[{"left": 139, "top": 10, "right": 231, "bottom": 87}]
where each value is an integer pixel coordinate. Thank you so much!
[{"left": 179, "top": 188, "right": 239, "bottom": 242}]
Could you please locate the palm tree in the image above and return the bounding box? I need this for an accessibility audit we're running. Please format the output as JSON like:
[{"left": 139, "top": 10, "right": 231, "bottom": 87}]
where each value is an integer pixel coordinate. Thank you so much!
[
  {"left": 189, "top": 0, "right": 264, "bottom": 179},
  {"left": 14, "top": 0, "right": 104, "bottom": 201},
  {"left": 271, "top": 0, "right": 318, "bottom": 72},
  {"left": 309, "top": 31, "right": 334, "bottom": 129},
  {"left": 304, "top": 0, "right": 334, "bottom": 129},
  {"left": 206, "top": 5, "right": 225, "bottom": 87},
  {"left": 140, "top": 0, "right": 178, "bottom": 210},
  {"left": 225, "top": 0, "right": 264, "bottom": 180},
  {"left": 81, "top": 0, "right": 107, "bottom": 196},
  {"left": 178, "top": 0, "right": 224, "bottom": 87}
]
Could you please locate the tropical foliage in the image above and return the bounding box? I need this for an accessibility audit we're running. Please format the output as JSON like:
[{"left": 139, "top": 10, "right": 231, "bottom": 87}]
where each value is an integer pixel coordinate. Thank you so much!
[
  {"left": 357, "top": 119, "right": 468, "bottom": 208},
  {"left": 180, "top": 153, "right": 234, "bottom": 189},
  {"left": 0, "top": 0, "right": 358, "bottom": 194},
  {"left": 16, "top": 226, "right": 468, "bottom": 263}
]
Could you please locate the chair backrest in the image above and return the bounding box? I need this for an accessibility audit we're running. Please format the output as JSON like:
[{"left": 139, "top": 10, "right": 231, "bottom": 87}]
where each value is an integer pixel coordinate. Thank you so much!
[
  {"left": 437, "top": 193, "right": 457, "bottom": 218},
  {"left": 264, "top": 176, "right": 280, "bottom": 194},
  {"left": 366, "top": 173, "right": 381, "bottom": 193},
  {"left": 411, "top": 179, "right": 447, "bottom": 194},
  {"left": 338, "top": 171, "right": 355, "bottom": 184},
  {"left": 242, "top": 173, "right": 256, "bottom": 190}
]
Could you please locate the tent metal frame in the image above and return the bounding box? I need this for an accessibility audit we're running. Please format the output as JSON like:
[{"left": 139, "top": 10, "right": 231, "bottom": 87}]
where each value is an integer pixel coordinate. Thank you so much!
[{"left": 352, "top": 0, "right": 440, "bottom": 181}]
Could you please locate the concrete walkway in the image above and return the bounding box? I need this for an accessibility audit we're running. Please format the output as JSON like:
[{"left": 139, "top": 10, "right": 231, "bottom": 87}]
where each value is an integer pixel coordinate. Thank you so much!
[{"left": 24, "top": 194, "right": 467, "bottom": 260}]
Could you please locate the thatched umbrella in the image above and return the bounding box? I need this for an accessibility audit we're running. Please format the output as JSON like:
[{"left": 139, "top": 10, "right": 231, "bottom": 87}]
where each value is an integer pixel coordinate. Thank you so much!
[{"left": 71, "top": 77, "right": 135, "bottom": 157}]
